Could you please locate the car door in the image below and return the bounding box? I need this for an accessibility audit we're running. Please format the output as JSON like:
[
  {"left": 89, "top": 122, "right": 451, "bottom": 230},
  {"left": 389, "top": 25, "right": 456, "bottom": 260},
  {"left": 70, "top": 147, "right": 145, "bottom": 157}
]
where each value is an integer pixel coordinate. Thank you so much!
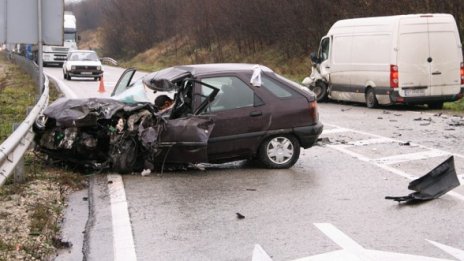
[
  {"left": 156, "top": 77, "right": 219, "bottom": 164},
  {"left": 195, "top": 74, "right": 271, "bottom": 161}
]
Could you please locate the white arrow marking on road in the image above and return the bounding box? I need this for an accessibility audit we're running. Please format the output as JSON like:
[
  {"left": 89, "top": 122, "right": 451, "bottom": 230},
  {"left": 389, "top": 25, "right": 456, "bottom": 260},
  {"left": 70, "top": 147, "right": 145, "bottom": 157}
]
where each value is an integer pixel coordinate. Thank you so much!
[
  {"left": 253, "top": 223, "right": 463, "bottom": 261},
  {"left": 427, "top": 240, "right": 464, "bottom": 260}
]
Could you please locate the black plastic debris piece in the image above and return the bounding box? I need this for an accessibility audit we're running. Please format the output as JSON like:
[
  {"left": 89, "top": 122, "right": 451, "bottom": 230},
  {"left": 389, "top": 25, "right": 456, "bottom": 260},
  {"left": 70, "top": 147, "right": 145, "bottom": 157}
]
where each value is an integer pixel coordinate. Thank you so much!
[
  {"left": 236, "top": 212, "right": 245, "bottom": 219},
  {"left": 414, "top": 117, "right": 422, "bottom": 121},
  {"left": 399, "top": 141, "right": 410, "bottom": 146},
  {"left": 386, "top": 156, "right": 460, "bottom": 203}
]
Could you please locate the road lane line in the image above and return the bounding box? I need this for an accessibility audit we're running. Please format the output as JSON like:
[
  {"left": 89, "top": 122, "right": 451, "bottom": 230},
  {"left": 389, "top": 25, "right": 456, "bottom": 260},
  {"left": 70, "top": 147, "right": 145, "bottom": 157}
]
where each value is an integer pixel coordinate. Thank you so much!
[
  {"left": 373, "top": 150, "right": 451, "bottom": 165},
  {"left": 347, "top": 137, "right": 394, "bottom": 146},
  {"left": 323, "top": 123, "right": 464, "bottom": 159},
  {"left": 327, "top": 144, "right": 464, "bottom": 201},
  {"left": 321, "top": 127, "right": 351, "bottom": 134},
  {"left": 107, "top": 174, "right": 137, "bottom": 261}
]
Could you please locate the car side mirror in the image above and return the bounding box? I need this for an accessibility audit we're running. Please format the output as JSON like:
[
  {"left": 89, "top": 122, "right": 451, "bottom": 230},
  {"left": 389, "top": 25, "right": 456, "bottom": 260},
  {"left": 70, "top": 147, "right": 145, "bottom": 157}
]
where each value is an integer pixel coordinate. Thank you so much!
[{"left": 310, "top": 52, "right": 320, "bottom": 64}]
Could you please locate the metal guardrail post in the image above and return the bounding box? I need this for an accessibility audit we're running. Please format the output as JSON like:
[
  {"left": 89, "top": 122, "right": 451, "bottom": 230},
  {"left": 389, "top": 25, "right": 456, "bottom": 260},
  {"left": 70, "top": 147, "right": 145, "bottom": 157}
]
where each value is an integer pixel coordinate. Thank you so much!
[{"left": 0, "top": 52, "right": 49, "bottom": 186}]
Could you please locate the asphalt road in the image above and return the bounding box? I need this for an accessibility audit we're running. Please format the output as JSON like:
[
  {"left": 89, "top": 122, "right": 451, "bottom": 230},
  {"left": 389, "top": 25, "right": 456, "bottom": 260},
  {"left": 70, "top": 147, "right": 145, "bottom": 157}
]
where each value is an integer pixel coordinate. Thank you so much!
[{"left": 45, "top": 66, "right": 464, "bottom": 261}]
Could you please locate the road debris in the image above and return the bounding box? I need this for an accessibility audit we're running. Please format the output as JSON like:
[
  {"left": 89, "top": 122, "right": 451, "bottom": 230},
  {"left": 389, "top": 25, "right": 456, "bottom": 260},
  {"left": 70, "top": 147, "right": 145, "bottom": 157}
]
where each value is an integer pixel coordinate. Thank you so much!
[
  {"left": 236, "top": 212, "right": 245, "bottom": 219},
  {"left": 399, "top": 141, "right": 410, "bottom": 146},
  {"left": 385, "top": 156, "right": 460, "bottom": 203}
]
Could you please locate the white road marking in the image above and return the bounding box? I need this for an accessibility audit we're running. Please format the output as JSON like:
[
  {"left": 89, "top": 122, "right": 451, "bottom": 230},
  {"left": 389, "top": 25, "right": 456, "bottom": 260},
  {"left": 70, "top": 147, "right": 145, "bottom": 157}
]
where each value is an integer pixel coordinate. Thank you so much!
[
  {"left": 373, "top": 150, "right": 451, "bottom": 165},
  {"left": 347, "top": 138, "right": 394, "bottom": 146},
  {"left": 107, "top": 174, "right": 137, "bottom": 261},
  {"left": 253, "top": 223, "right": 460, "bottom": 261},
  {"left": 323, "top": 124, "right": 464, "bottom": 201},
  {"left": 427, "top": 240, "right": 464, "bottom": 260},
  {"left": 323, "top": 123, "right": 464, "bottom": 159},
  {"left": 321, "top": 127, "right": 351, "bottom": 134}
]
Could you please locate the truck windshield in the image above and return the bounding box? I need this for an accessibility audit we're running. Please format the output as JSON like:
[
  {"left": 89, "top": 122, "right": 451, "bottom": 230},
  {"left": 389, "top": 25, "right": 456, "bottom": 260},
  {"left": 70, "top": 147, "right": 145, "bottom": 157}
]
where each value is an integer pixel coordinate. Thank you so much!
[{"left": 64, "top": 32, "right": 76, "bottom": 42}]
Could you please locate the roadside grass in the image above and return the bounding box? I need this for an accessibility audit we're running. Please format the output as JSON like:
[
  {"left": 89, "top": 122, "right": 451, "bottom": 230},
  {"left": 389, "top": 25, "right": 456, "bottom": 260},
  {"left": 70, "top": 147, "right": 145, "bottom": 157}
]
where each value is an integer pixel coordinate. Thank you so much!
[
  {"left": 0, "top": 53, "right": 36, "bottom": 143},
  {"left": 444, "top": 98, "right": 464, "bottom": 113},
  {"left": 0, "top": 152, "right": 87, "bottom": 261},
  {"left": 0, "top": 52, "right": 84, "bottom": 261}
]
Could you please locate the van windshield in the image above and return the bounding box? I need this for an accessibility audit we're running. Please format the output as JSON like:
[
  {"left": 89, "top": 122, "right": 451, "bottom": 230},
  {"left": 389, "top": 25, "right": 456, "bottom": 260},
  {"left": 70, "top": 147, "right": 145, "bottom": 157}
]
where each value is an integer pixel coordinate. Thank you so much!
[{"left": 319, "top": 38, "right": 330, "bottom": 61}]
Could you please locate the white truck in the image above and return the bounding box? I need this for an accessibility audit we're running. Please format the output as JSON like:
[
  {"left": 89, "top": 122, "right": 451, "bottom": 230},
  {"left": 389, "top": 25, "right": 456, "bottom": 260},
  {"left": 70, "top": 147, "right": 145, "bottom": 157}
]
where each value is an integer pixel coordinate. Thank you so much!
[
  {"left": 41, "top": 11, "right": 78, "bottom": 66},
  {"left": 304, "top": 13, "right": 464, "bottom": 109}
]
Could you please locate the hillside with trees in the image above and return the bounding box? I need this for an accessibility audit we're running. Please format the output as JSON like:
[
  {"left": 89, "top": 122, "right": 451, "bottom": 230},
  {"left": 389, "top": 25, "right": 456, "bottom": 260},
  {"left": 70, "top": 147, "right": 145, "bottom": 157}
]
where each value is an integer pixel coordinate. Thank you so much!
[{"left": 67, "top": 0, "right": 464, "bottom": 79}]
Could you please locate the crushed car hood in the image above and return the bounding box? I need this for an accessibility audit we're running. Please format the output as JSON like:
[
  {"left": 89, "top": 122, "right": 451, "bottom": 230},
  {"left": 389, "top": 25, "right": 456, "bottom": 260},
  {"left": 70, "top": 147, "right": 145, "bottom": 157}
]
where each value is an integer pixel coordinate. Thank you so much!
[{"left": 43, "top": 97, "right": 155, "bottom": 127}]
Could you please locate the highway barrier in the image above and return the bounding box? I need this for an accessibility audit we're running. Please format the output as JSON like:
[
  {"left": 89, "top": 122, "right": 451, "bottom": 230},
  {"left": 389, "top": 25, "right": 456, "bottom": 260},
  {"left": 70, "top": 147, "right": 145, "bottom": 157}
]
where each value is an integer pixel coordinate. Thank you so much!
[{"left": 0, "top": 53, "right": 49, "bottom": 186}]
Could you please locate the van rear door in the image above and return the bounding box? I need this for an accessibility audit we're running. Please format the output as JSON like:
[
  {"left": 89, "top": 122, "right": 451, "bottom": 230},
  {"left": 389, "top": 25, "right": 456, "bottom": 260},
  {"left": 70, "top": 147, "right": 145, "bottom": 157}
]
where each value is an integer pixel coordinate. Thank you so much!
[
  {"left": 427, "top": 16, "right": 462, "bottom": 96},
  {"left": 398, "top": 15, "right": 462, "bottom": 98},
  {"left": 397, "top": 17, "right": 431, "bottom": 97}
]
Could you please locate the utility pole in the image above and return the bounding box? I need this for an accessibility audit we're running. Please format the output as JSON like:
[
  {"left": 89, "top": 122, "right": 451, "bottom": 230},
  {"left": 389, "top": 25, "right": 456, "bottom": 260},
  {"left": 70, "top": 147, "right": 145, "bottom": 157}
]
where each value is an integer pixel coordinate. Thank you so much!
[{"left": 38, "top": 0, "right": 43, "bottom": 93}]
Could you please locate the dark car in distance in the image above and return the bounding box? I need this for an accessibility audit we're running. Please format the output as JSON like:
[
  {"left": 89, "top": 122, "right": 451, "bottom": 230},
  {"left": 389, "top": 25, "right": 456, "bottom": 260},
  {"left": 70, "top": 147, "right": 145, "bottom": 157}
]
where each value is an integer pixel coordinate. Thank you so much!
[{"left": 35, "top": 64, "right": 323, "bottom": 172}]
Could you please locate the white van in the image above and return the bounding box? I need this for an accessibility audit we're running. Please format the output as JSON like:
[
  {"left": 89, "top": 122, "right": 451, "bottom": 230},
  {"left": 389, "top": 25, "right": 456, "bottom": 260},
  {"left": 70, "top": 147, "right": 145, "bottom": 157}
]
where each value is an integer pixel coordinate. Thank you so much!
[{"left": 307, "top": 14, "right": 464, "bottom": 109}]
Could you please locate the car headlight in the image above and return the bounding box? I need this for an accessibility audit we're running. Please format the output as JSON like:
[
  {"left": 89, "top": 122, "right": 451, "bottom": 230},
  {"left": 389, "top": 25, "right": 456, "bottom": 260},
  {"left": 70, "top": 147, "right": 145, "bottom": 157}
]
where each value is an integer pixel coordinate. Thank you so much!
[
  {"left": 71, "top": 66, "right": 76, "bottom": 70},
  {"left": 97, "top": 66, "right": 101, "bottom": 71}
]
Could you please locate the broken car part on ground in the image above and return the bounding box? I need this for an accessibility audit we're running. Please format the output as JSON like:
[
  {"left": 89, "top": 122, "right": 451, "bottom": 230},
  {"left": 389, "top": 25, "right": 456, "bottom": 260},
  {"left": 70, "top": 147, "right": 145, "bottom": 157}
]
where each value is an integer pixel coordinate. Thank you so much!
[
  {"left": 385, "top": 156, "right": 460, "bottom": 203},
  {"left": 34, "top": 64, "right": 323, "bottom": 173}
]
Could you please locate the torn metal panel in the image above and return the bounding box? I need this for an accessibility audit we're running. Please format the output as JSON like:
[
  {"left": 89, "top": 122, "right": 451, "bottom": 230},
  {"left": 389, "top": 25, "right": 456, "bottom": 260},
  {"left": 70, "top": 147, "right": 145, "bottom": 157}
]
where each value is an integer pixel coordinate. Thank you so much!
[
  {"left": 34, "top": 97, "right": 216, "bottom": 173},
  {"left": 386, "top": 156, "right": 460, "bottom": 203}
]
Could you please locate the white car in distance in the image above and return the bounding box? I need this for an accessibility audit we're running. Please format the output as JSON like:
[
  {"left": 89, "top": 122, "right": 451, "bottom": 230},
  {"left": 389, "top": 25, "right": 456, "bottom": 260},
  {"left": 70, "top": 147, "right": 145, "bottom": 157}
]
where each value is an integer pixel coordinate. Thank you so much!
[{"left": 63, "top": 50, "right": 104, "bottom": 81}]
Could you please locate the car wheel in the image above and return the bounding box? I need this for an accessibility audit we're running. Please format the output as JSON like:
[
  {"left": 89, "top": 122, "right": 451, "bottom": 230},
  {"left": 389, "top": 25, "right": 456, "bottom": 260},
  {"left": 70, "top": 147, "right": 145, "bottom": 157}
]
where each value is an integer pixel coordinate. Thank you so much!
[
  {"left": 310, "top": 81, "right": 328, "bottom": 102},
  {"left": 428, "top": 102, "right": 443, "bottom": 110},
  {"left": 365, "top": 88, "right": 378, "bottom": 108},
  {"left": 258, "top": 135, "right": 300, "bottom": 169},
  {"left": 94, "top": 77, "right": 98, "bottom": 81}
]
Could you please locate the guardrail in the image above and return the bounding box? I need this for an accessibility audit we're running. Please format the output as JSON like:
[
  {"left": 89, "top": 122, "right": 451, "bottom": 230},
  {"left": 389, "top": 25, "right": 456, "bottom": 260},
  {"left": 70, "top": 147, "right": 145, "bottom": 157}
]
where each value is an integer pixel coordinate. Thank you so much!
[
  {"left": 101, "top": 57, "right": 118, "bottom": 66},
  {"left": 0, "top": 53, "right": 49, "bottom": 186}
]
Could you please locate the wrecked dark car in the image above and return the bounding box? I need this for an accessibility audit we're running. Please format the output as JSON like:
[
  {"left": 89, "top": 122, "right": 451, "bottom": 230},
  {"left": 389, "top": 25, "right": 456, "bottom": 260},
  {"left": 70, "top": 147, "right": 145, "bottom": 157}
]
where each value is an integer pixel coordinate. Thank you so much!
[{"left": 34, "top": 64, "right": 323, "bottom": 173}]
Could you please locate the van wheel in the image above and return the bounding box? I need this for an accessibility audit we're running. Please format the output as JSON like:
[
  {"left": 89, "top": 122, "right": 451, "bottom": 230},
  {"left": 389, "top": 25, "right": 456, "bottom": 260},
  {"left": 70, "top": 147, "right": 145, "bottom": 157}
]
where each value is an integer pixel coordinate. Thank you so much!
[
  {"left": 428, "top": 102, "right": 443, "bottom": 110},
  {"left": 258, "top": 135, "right": 300, "bottom": 169},
  {"left": 310, "top": 81, "right": 328, "bottom": 102},
  {"left": 365, "top": 88, "right": 378, "bottom": 108}
]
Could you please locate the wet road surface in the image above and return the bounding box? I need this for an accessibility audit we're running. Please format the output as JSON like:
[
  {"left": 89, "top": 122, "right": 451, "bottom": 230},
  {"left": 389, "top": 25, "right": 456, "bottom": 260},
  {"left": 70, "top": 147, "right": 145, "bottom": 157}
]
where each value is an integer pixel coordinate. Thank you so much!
[{"left": 44, "top": 66, "right": 464, "bottom": 260}]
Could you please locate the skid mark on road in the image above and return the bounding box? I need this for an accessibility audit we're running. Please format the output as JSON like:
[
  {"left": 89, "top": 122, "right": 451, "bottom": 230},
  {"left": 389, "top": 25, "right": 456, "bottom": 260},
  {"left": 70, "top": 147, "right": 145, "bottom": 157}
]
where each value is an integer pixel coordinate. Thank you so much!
[{"left": 321, "top": 123, "right": 464, "bottom": 201}]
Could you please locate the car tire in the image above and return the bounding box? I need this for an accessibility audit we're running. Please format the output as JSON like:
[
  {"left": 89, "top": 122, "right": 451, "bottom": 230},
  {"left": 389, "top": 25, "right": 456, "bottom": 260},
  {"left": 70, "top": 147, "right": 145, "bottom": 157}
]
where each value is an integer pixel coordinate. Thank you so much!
[
  {"left": 258, "top": 135, "right": 300, "bottom": 169},
  {"left": 428, "top": 102, "right": 444, "bottom": 110},
  {"left": 94, "top": 77, "right": 98, "bottom": 81},
  {"left": 365, "top": 88, "right": 378, "bottom": 108},
  {"left": 310, "top": 81, "right": 328, "bottom": 102}
]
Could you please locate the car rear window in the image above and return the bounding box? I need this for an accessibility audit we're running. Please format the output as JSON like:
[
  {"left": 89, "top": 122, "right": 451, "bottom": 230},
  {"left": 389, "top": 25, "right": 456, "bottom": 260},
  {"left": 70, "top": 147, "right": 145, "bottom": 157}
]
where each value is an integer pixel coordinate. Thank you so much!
[{"left": 261, "top": 75, "right": 298, "bottom": 98}]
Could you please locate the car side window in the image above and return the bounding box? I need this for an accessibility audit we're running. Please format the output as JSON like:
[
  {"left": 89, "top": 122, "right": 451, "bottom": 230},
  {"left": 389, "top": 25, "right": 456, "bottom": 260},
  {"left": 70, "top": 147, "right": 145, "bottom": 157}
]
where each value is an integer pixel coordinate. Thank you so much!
[
  {"left": 261, "top": 75, "right": 295, "bottom": 98},
  {"left": 201, "top": 76, "right": 254, "bottom": 112}
]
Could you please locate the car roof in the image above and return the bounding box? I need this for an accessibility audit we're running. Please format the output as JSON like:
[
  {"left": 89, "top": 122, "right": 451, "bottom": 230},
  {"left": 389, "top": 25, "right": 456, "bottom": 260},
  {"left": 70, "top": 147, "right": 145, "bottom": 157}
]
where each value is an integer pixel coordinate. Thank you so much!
[
  {"left": 143, "top": 63, "right": 274, "bottom": 91},
  {"left": 172, "top": 63, "right": 274, "bottom": 76}
]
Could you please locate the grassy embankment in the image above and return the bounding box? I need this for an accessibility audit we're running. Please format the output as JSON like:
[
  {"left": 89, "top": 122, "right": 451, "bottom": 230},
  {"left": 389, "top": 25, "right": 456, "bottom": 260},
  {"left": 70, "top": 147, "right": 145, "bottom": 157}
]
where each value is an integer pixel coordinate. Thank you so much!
[{"left": 0, "top": 52, "right": 86, "bottom": 260}]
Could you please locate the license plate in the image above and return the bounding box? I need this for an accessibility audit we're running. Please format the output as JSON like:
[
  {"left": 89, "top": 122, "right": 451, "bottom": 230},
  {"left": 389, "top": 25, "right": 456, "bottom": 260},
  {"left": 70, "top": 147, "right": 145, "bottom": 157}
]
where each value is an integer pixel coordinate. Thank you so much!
[
  {"left": 81, "top": 72, "right": 92, "bottom": 75},
  {"left": 404, "top": 89, "right": 425, "bottom": 96}
]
